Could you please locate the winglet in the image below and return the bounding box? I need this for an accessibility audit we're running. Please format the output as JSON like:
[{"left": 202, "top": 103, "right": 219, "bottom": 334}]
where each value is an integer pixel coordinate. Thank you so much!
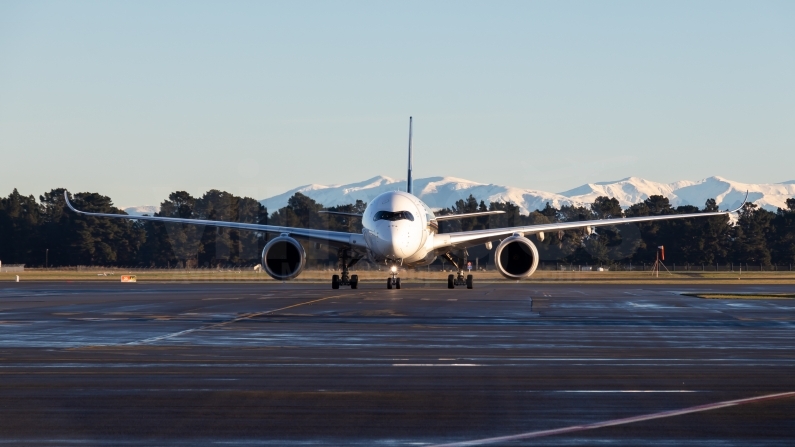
[
  {"left": 728, "top": 190, "right": 749, "bottom": 213},
  {"left": 63, "top": 191, "right": 82, "bottom": 214}
]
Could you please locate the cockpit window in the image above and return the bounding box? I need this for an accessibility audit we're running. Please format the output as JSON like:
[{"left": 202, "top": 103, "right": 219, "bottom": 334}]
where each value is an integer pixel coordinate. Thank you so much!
[{"left": 373, "top": 210, "right": 414, "bottom": 222}]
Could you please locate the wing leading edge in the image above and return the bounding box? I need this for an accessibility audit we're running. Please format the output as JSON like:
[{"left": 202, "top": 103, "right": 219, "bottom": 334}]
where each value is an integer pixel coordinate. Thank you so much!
[
  {"left": 63, "top": 191, "right": 362, "bottom": 247},
  {"left": 435, "top": 192, "right": 749, "bottom": 250},
  {"left": 434, "top": 210, "right": 506, "bottom": 221}
]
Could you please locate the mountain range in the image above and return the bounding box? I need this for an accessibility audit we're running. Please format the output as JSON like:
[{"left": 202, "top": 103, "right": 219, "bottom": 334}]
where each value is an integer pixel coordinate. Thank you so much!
[{"left": 124, "top": 176, "right": 795, "bottom": 216}]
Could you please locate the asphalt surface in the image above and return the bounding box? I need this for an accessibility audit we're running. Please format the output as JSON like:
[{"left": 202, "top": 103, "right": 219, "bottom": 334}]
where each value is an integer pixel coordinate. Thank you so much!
[{"left": 1, "top": 281, "right": 794, "bottom": 446}]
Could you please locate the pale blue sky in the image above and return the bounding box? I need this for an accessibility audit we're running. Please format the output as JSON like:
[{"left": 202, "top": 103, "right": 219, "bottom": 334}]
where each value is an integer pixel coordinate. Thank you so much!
[{"left": 1, "top": 1, "right": 793, "bottom": 207}]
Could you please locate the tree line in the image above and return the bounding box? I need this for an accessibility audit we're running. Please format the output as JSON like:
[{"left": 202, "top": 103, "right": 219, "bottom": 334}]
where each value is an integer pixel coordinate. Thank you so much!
[
  {"left": 436, "top": 194, "right": 795, "bottom": 266},
  {"left": 1, "top": 187, "right": 794, "bottom": 267}
]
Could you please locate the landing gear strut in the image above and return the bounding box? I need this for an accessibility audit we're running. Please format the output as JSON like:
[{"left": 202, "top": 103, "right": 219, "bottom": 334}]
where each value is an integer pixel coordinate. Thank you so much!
[
  {"left": 331, "top": 248, "right": 361, "bottom": 290},
  {"left": 444, "top": 253, "right": 473, "bottom": 289}
]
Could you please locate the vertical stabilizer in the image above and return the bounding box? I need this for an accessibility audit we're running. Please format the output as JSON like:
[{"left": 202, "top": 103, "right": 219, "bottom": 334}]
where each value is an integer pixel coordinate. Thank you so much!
[{"left": 407, "top": 116, "right": 413, "bottom": 195}]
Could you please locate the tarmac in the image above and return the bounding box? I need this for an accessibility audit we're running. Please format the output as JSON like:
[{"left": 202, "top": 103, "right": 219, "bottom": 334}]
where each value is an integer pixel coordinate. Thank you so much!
[{"left": 1, "top": 281, "right": 794, "bottom": 445}]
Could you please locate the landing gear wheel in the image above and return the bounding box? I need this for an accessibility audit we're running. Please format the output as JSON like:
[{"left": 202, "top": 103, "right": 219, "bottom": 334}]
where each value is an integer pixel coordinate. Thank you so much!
[
  {"left": 448, "top": 274, "right": 455, "bottom": 289},
  {"left": 466, "top": 274, "right": 473, "bottom": 289},
  {"left": 395, "top": 278, "right": 401, "bottom": 289},
  {"left": 335, "top": 248, "right": 362, "bottom": 290},
  {"left": 387, "top": 278, "right": 393, "bottom": 289}
]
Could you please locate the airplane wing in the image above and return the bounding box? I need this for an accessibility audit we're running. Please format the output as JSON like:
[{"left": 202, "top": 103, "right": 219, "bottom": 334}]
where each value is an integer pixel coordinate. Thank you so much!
[
  {"left": 318, "top": 211, "right": 363, "bottom": 217},
  {"left": 434, "top": 193, "right": 748, "bottom": 251},
  {"left": 63, "top": 191, "right": 364, "bottom": 248},
  {"left": 317, "top": 210, "right": 507, "bottom": 220},
  {"left": 434, "top": 210, "right": 505, "bottom": 221}
]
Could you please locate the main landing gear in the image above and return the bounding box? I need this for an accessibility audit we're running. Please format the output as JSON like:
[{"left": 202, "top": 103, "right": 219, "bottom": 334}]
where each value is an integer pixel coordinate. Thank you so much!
[
  {"left": 444, "top": 253, "right": 473, "bottom": 289},
  {"left": 331, "top": 248, "right": 361, "bottom": 290},
  {"left": 447, "top": 273, "right": 473, "bottom": 289}
]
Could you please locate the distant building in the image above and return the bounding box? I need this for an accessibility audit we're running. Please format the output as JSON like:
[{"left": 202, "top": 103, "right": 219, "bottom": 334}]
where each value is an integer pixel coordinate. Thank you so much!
[{"left": 0, "top": 263, "right": 25, "bottom": 273}]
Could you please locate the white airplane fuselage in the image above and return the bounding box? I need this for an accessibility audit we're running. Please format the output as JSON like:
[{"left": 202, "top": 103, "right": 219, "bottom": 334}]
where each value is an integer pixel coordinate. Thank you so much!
[{"left": 361, "top": 191, "right": 439, "bottom": 267}]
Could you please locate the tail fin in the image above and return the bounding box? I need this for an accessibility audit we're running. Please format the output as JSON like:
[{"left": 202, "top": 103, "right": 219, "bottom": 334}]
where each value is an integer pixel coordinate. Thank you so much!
[{"left": 407, "top": 116, "right": 413, "bottom": 195}]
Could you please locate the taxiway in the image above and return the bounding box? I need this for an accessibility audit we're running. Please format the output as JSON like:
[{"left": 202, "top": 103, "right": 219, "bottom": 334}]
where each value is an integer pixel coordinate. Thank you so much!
[{"left": 1, "top": 282, "right": 794, "bottom": 445}]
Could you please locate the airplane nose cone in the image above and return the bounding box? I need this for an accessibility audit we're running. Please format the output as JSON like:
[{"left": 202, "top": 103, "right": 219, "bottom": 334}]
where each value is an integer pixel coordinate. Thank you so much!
[
  {"left": 379, "top": 225, "right": 410, "bottom": 258},
  {"left": 390, "top": 231, "right": 409, "bottom": 257}
]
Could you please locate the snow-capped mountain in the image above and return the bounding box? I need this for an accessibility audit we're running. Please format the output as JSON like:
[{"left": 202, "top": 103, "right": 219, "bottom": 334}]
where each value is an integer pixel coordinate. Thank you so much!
[
  {"left": 562, "top": 176, "right": 795, "bottom": 212},
  {"left": 260, "top": 175, "right": 795, "bottom": 214},
  {"left": 259, "top": 175, "right": 575, "bottom": 215},
  {"left": 123, "top": 176, "right": 795, "bottom": 216},
  {"left": 123, "top": 205, "right": 159, "bottom": 216}
]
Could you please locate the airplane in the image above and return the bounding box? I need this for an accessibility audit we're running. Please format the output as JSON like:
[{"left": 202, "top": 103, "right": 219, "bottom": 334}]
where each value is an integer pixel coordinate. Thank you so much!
[{"left": 64, "top": 117, "right": 747, "bottom": 290}]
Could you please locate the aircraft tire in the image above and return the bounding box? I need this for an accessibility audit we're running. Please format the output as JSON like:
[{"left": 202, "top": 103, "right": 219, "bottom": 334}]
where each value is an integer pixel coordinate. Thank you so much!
[
  {"left": 332, "top": 275, "right": 340, "bottom": 289},
  {"left": 466, "top": 274, "right": 473, "bottom": 289},
  {"left": 350, "top": 274, "right": 359, "bottom": 289},
  {"left": 447, "top": 274, "right": 455, "bottom": 289},
  {"left": 387, "top": 278, "right": 393, "bottom": 289},
  {"left": 395, "top": 278, "right": 401, "bottom": 289}
]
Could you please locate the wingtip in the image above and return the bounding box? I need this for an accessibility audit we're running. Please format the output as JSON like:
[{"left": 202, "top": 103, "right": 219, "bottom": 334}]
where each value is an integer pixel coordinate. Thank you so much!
[
  {"left": 728, "top": 190, "right": 749, "bottom": 214},
  {"left": 63, "top": 190, "right": 79, "bottom": 213}
]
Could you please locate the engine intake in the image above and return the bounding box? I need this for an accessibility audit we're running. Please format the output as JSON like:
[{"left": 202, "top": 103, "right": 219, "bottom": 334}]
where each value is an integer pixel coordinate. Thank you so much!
[
  {"left": 261, "top": 236, "right": 306, "bottom": 280},
  {"left": 494, "top": 235, "right": 539, "bottom": 280}
]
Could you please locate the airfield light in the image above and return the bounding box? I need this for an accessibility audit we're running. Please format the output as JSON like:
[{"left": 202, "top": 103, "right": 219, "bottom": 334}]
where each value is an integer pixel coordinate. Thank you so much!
[{"left": 391, "top": 266, "right": 397, "bottom": 273}]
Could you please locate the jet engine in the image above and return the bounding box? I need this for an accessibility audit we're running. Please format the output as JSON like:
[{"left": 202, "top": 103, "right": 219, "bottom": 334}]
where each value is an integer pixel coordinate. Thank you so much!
[
  {"left": 261, "top": 236, "right": 306, "bottom": 280},
  {"left": 494, "top": 235, "right": 539, "bottom": 280}
]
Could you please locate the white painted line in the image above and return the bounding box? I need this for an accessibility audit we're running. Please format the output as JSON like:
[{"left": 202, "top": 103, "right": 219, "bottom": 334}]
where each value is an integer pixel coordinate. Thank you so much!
[
  {"left": 426, "top": 391, "right": 795, "bottom": 447},
  {"left": 124, "top": 293, "right": 350, "bottom": 346},
  {"left": 555, "top": 390, "right": 697, "bottom": 393},
  {"left": 393, "top": 364, "right": 481, "bottom": 367}
]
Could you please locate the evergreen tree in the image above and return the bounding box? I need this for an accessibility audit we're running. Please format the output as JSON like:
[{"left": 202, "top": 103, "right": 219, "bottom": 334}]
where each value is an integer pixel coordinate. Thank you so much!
[
  {"left": 585, "top": 196, "right": 640, "bottom": 264},
  {"left": 138, "top": 190, "right": 267, "bottom": 267},
  {"left": 625, "top": 195, "right": 673, "bottom": 263},
  {"left": 38, "top": 188, "right": 70, "bottom": 267},
  {"left": 733, "top": 202, "right": 774, "bottom": 266},
  {"left": 325, "top": 200, "right": 366, "bottom": 233},
  {"left": 144, "top": 191, "right": 203, "bottom": 267},
  {"left": 771, "top": 198, "right": 795, "bottom": 265},
  {"left": 55, "top": 191, "right": 145, "bottom": 266},
  {"left": 591, "top": 196, "right": 622, "bottom": 219},
  {"left": 453, "top": 194, "right": 482, "bottom": 232},
  {"left": 192, "top": 190, "right": 266, "bottom": 267},
  {"left": 270, "top": 193, "right": 324, "bottom": 230},
  {"left": 692, "top": 199, "right": 732, "bottom": 265},
  {"left": 487, "top": 201, "right": 525, "bottom": 228},
  {"left": 0, "top": 189, "right": 43, "bottom": 265}
]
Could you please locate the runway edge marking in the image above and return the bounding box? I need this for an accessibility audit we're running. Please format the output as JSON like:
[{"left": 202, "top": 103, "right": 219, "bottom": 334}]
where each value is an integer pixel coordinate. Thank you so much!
[{"left": 426, "top": 391, "right": 795, "bottom": 447}]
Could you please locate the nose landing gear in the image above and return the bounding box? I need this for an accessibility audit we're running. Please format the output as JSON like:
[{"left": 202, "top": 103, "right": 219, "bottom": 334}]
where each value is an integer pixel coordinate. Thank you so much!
[
  {"left": 387, "top": 276, "right": 401, "bottom": 289},
  {"left": 331, "top": 248, "right": 361, "bottom": 290},
  {"left": 387, "top": 265, "right": 401, "bottom": 289}
]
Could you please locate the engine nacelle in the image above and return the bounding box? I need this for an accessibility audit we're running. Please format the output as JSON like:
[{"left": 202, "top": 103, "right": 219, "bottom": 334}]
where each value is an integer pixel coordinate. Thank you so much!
[
  {"left": 261, "top": 236, "right": 306, "bottom": 280},
  {"left": 494, "top": 235, "right": 539, "bottom": 280}
]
